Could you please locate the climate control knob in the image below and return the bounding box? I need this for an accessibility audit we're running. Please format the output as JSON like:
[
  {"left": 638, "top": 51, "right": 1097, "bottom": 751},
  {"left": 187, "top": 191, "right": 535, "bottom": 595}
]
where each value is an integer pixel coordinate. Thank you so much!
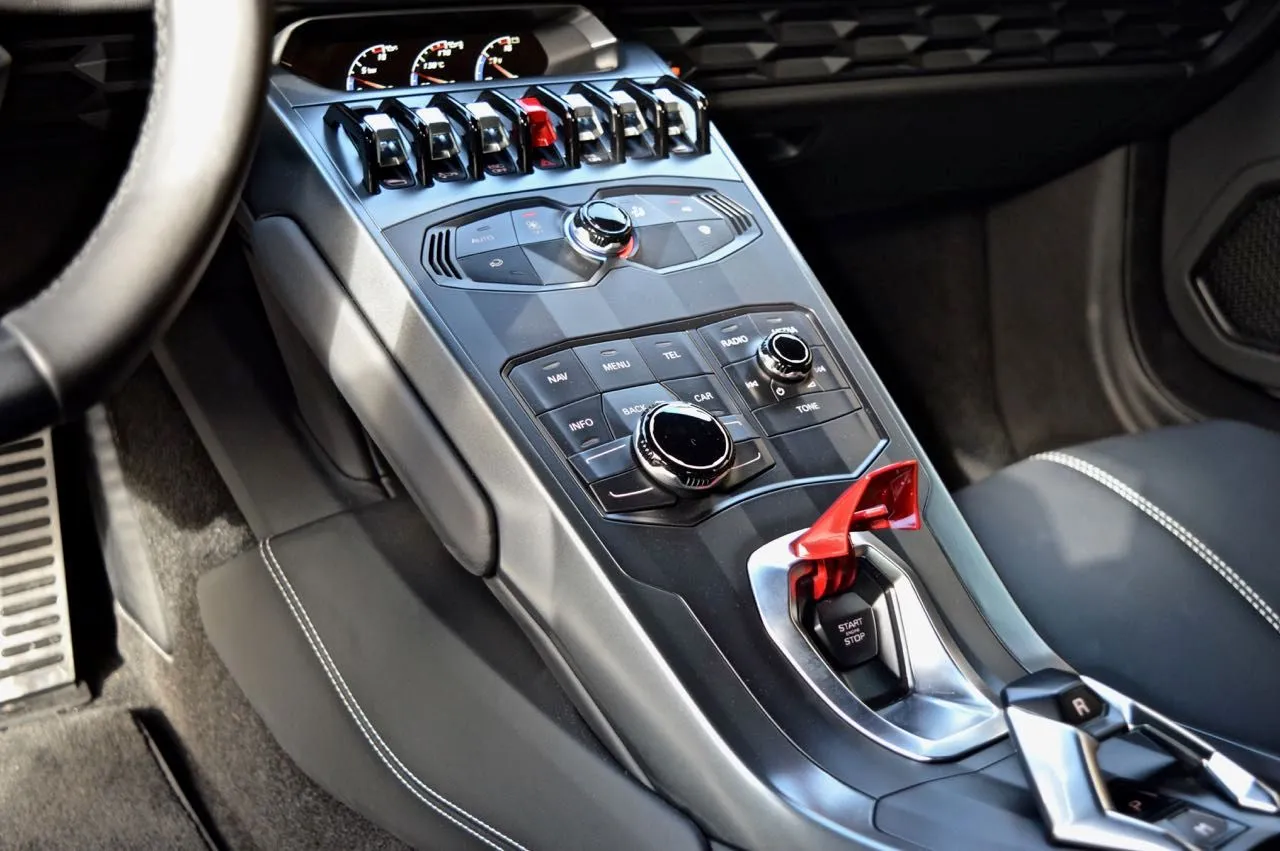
[
  {"left": 757, "top": 329, "right": 813, "bottom": 384},
  {"left": 569, "top": 200, "right": 635, "bottom": 257},
  {"left": 633, "top": 402, "right": 734, "bottom": 495}
]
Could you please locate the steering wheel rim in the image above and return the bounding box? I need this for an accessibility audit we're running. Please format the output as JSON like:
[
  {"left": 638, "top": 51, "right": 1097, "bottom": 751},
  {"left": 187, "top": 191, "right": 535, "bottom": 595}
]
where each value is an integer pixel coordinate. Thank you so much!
[{"left": 0, "top": 0, "right": 269, "bottom": 442}]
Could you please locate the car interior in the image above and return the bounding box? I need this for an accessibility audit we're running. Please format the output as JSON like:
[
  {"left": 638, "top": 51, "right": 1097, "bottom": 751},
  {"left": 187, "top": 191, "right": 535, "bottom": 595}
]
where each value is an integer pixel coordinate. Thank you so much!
[{"left": 3, "top": 0, "right": 1280, "bottom": 848}]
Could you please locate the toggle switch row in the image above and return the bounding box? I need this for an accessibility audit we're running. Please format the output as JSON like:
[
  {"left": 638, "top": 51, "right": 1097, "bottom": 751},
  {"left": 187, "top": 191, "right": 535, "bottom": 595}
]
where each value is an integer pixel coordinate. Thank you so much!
[{"left": 323, "top": 76, "right": 710, "bottom": 195}]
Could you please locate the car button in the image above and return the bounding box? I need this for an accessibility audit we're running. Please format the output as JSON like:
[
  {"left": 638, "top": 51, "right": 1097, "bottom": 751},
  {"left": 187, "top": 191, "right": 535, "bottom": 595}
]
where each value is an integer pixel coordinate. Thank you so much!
[
  {"left": 720, "top": 438, "right": 774, "bottom": 490},
  {"left": 509, "top": 352, "right": 596, "bottom": 413},
  {"left": 677, "top": 219, "right": 735, "bottom": 258},
  {"left": 631, "top": 223, "right": 696, "bottom": 269},
  {"left": 606, "top": 195, "right": 672, "bottom": 227},
  {"left": 569, "top": 437, "right": 636, "bottom": 483},
  {"left": 724, "top": 359, "right": 803, "bottom": 408},
  {"left": 632, "top": 332, "right": 709, "bottom": 380},
  {"left": 754, "top": 390, "right": 859, "bottom": 435},
  {"left": 455, "top": 214, "right": 518, "bottom": 256},
  {"left": 591, "top": 468, "right": 675, "bottom": 513},
  {"left": 753, "top": 309, "right": 821, "bottom": 343},
  {"left": 601, "top": 384, "right": 678, "bottom": 436},
  {"left": 644, "top": 194, "right": 718, "bottom": 223},
  {"left": 538, "top": 397, "right": 612, "bottom": 454},
  {"left": 524, "top": 241, "right": 602, "bottom": 285},
  {"left": 699, "top": 316, "right": 763, "bottom": 365},
  {"left": 511, "top": 207, "right": 565, "bottom": 245},
  {"left": 459, "top": 247, "right": 541, "bottom": 286},
  {"left": 663, "top": 375, "right": 735, "bottom": 417},
  {"left": 809, "top": 347, "right": 848, "bottom": 391},
  {"left": 574, "top": 340, "right": 656, "bottom": 391}
]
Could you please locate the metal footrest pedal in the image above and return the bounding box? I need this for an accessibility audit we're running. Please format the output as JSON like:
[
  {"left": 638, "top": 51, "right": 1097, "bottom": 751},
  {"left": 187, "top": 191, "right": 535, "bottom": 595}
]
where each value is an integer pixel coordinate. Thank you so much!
[{"left": 0, "top": 429, "right": 76, "bottom": 706}]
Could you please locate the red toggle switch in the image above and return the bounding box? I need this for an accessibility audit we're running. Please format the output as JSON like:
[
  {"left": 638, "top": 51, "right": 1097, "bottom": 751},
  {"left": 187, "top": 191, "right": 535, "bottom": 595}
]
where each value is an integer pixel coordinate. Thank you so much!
[
  {"left": 792, "top": 460, "right": 921, "bottom": 561},
  {"left": 517, "top": 97, "right": 558, "bottom": 149}
]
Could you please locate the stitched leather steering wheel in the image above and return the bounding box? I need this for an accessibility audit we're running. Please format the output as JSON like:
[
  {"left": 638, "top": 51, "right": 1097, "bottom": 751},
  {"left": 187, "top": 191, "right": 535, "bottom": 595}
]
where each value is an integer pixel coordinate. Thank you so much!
[{"left": 0, "top": 0, "right": 269, "bottom": 442}]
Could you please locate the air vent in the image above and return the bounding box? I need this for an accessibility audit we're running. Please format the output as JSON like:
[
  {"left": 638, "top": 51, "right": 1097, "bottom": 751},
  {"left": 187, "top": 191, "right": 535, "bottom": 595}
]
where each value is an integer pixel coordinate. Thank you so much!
[
  {"left": 607, "top": 1, "right": 1249, "bottom": 90},
  {"left": 699, "top": 192, "right": 752, "bottom": 234},
  {"left": 426, "top": 230, "right": 462, "bottom": 279},
  {"left": 0, "top": 430, "right": 74, "bottom": 706}
]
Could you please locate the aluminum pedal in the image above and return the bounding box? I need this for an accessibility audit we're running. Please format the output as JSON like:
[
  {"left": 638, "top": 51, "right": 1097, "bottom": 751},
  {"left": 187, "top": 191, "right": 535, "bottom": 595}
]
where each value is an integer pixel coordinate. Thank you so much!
[{"left": 0, "top": 430, "right": 75, "bottom": 705}]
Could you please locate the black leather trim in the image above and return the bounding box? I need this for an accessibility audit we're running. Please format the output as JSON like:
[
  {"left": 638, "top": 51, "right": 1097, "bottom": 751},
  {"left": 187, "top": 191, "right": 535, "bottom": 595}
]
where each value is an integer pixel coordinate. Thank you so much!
[
  {"left": 957, "top": 421, "right": 1280, "bottom": 755},
  {"left": 0, "top": 0, "right": 268, "bottom": 440},
  {"left": 198, "top": 500, "right": 708, "bottom": 851}
]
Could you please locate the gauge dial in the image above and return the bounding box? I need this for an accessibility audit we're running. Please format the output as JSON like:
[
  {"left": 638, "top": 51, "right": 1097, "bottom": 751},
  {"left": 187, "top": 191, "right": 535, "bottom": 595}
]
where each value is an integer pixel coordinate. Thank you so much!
[
  {"left": 410, "top": 39, "right": 466, "bottom": 86},
  {"left": 475, "top": 35, "right": 525, "bottom": 81},
  {"left": 346, "top": 43, "right": 400, "bottom": 92}
]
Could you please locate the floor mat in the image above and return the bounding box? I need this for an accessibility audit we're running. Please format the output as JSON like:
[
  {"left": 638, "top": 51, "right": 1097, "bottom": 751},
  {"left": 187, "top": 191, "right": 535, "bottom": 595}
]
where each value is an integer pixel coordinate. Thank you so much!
[{"left": 0, "top": 707, "right": 210, "bottom": 850}]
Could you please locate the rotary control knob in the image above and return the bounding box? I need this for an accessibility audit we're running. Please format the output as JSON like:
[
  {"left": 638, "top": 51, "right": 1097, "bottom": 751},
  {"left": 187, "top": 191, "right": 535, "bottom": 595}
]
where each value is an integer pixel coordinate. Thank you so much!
[
  {"left": 568, "top": 200, "right": 634, "bottom": 257},
  {"left": 757, "top": 329, "right": 813, "bottom": 384},
  {"left": 633, "top": 402, "right": 735, "bottom": 495}
]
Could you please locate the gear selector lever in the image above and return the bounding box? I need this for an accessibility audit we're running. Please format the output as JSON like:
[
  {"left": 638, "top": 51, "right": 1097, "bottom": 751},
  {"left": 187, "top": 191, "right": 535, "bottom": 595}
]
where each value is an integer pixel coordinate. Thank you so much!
[{"left": 1004, "top": 669, "right": 1279, "bottom": 850}]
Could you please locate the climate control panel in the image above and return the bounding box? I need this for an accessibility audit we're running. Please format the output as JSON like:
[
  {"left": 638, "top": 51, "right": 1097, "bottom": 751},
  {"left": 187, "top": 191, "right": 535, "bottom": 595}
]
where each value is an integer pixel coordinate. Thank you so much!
[
  {"left": 424, "top": 189, "right": 758, "bottom": 289},
  {"left": 506, "top": 308, "right": 884, "bottom": 521}
]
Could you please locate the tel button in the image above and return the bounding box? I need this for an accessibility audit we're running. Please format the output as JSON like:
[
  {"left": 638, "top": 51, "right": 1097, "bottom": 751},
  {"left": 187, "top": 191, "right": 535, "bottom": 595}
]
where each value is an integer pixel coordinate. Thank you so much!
[
  {"left": 538, "top": 397, "right": 612, "bottom": 455},
  {"left": 509, "top": 352, "right": 596, "bottom": 414},
  {"left": 631, "top": 331, "right": 708, "bottom": 380}
]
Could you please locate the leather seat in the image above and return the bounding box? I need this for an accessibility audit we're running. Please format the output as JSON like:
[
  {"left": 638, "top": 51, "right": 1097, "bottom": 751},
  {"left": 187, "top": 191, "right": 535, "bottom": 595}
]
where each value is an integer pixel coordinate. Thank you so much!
[{"left": 955, "top": 421, "right": 1280, "bottom": 755}]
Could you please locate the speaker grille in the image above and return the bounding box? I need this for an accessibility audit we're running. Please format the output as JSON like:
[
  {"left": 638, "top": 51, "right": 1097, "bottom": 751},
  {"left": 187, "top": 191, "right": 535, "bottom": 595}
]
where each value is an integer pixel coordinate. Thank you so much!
[{"left": 1198, "top": 194, "right": 1280, "bottom": 352}]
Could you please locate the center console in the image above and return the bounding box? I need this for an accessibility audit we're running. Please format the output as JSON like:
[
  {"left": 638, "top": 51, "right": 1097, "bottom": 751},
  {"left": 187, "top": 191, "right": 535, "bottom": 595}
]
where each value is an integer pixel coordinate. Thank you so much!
[{"left": 241, "top": 8, "right": 1280, "bottom": 850}]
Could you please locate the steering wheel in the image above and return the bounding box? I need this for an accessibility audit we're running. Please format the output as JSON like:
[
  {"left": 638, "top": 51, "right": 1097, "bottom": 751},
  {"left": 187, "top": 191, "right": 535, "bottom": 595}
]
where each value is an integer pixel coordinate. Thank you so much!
[{"left": 0, "top": 0, "right": 269, "bottom": 442}]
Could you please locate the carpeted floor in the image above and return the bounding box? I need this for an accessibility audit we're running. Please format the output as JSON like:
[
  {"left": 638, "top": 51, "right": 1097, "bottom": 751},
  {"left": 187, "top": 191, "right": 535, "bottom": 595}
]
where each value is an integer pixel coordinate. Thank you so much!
[
  {"left": 0, "top": 707, "right": 210, "bottom": 850},
  {"left": 61, "top": 361, "right": 408, "bottom": 850}
]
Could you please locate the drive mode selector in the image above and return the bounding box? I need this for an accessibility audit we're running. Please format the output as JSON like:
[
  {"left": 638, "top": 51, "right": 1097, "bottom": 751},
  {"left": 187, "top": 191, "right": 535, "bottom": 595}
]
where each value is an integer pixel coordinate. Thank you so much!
[
  {"left": 757, "top": 329, "right": 813, "bottom": 384},
  {"left": 633, "top": 402, "right": 734, "bottom": 495},
  {"left": 568, "top": 200, "right": 635, "bottom": 257}
]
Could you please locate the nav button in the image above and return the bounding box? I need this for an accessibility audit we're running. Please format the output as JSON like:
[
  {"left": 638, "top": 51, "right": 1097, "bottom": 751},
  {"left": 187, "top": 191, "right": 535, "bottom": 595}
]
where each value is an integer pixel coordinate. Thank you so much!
[{"left": 509, "top": 352, "right": 596, "bottom": 413}]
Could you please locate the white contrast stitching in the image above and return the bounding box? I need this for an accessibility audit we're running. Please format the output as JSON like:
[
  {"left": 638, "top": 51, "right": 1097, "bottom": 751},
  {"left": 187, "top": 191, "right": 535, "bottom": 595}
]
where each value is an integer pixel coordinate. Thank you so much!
[
  {"left": 258, "top": 539, "right": 529, "bottom": 851},
  {"left": 1034, "top": 451, "right": 1280, "bottom": 636}
]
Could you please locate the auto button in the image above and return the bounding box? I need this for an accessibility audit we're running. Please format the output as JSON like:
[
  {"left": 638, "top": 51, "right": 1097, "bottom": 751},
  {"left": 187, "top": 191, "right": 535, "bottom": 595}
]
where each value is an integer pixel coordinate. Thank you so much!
[{"left": 455, "top": 214, "right": 517, "bottom": 256}]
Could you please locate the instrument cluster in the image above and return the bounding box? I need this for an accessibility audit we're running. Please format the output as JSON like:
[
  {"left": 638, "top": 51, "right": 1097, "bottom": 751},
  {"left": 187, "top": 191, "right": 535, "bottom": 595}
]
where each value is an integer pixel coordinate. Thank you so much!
[
  {"left": 343, "top": 34, "right": 546, "bottom": 91},
  {"left": 275, "top": 8, "right": 618, "bottom": 93}
]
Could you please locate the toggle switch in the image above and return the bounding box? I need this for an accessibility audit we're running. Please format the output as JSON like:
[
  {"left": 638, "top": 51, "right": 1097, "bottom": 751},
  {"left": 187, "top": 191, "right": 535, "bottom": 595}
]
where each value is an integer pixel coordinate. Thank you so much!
[
  {"left": 517, "top": 96, "right": 565, "bottom": 170},
  {"left": 322, "top": 104, "right": 414, "bottom": 194},
  {"left": 380, "top": 99, "right": 466, "bottom": 185}
]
